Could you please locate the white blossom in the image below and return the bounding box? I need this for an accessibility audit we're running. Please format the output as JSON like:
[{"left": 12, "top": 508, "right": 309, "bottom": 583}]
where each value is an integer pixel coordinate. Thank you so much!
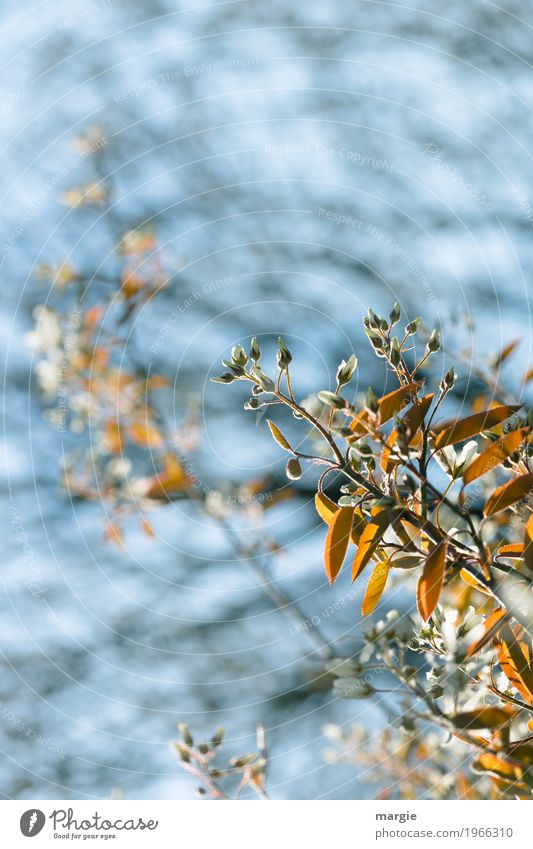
[{"left": 434, "top": 440, "right": 479, "bottom": 479}]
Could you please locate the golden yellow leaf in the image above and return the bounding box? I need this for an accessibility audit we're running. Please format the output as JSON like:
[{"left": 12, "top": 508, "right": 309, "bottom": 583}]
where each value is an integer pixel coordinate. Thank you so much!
[
  {"left": 103, "top": 417, "right": 124, "bottom": 454},
  {"left": 348, "top": 408, "right": 371, "bottom": 438},
  {"left": 462, "top": 428, "right": 527, "bottom": 485},
  {"left": 524, "top": 366, "right": 533, "bottom": 384},
  {"left": 377, "top": 382, "right": 422, "bottom": 425},
  {"left": 524, "top": 514, "right": 533, "bottom": 572},
  {"left": 498, "top": 625, "right": 533, "bottom": 705},
  {"left": 483, "top": 472, "right": 533, "bottom": 517},
  {"left": 417, "top": 542, "right": 447, "bottom": 621},
  {"left": 495, "top": 543, "right": 525, "bottom": 560},
  {"left": 381, "top": 394, "right": 434, "bottom": 473},
  {"left": 433, "top": 405, "right": 521, "bottom": 449},
  {"left": 350, "top": 509, "right": 367, "bottom": 545},
  {"left": 361, "top": 560, "right": 389, "bottom": 615},
  {"left": 459, "top": 567, "right": 491, "bottom": 595},
  {"left": 266, "top": 420, "right": 293, "bottom": 453},
  {"left": 105, "top": 522, "right": 124, "bottom": 549},
  {"left": 128, "top": 421, "right": 164, "bottom": 449},
  {"left": 315, "top": 493, "right": 365, "bottom": 545},
  {"left": 324, "top": 507, "right": 354, "bottom": 585},
  {"left": 472, "top": 753, "right": 523, "bottom": 782},
  {"left": 492, "top": 339, "right": 519, "bottom": 368},
  {"left": 121, "top": 272, "right": 145, "bottom": 298},
  {"left": 145, "top": 455, "right": 189, "bottom": 498},
  {"left": 146, "top": 375, "right": 170, "bottom": 390},
  {"left": 352, "top": 508, "right": 390, "bottom": 581},
  {"left": 466, "top": 608, "right": 509, "bottom": 657},
  {"left": 315, "top": 492, "right": 338, "bottom": 525},
  {"left": 452, "top": 708, "right": 514, "bottom": 730},
  {"left": 141, "top": 518, "right": 155, "bottom": 538}
]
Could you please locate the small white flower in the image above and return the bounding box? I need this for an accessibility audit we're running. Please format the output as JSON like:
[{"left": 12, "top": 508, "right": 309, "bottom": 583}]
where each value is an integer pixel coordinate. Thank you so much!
[
  {"left": 106, "top": 458, "right": 132, "bottom": 479},
  {"left": 35, "top": 360, "right": 61, "bottom": 395},
  {"left": 25, "top": 306, "right": 62, "bottom": 354},
  {"left": 434, "top": 440, "right": 479, "bottom": 479}
]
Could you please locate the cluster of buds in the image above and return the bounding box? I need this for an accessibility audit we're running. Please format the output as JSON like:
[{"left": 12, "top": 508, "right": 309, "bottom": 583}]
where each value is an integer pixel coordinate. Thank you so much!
[{"left": 173, "top": 723, "right": 268, "bottom": 799}]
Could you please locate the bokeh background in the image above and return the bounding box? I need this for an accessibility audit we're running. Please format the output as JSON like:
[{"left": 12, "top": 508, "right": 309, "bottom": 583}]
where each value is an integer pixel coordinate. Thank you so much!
[{"left": 2, "top": 0, "right": 533, "bottom": 799}]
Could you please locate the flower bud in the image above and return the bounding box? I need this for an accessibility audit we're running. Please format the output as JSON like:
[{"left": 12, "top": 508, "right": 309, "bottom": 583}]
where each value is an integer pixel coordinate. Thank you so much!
[
  {"left": 336, "top": 354, "right": 357, "bottom": 386},
  {"left": 211, "top": 373, "right": 236, "bottom": 384},
  {"left": 365, "top": 386, "right": 379, "bottom": 413},
  {"left": 367, "top": 308, "right": 380, "bottom": 330},
  {"left": 178, "top": 723, "right": 193, "bottom": 746},
  {"left": 390, "top": 336, "right": 401, "bottom": 367},
  {"left": 173, "top": 743, "right": 191, "bottom": 762},
  {"left": 366, "top": 330, "right": 386, "bottom": 355},
  {"left": 426, "top": 329, "right": 441, "bottom": 354},
  {"left": 405, "top": 317, "right": 421, "bottom": 335},
  {"left": 212, "top": 727, "right": 225, "bottom": 746},
  {"left": 277, "top": 336, "right": 292, "bottom": 369},
  {"left": 222, "top": 359, "right": 245, "bottom": 375},
  {"left": 252, "top": 367, "right": 275, "bottom": 392},
  {"left": 286, "top": 458, "right": 302, "bottom": 480},
  {"left": 231, "top": 344, "right": 248, "bottom": 367},
  {"left": 389, "top": 301, "right": 401, "bottom": 325},
  {"left": 317, "top": 390, "right": 346, "bottom": 409},
  {"left": 439, "top": 366, "right": 456, "bottom": 393},
  {"left": 231, "top": 753, "right": 258, "bottom": 768},
  {"left": 250, "top": 337, "right": 261, "bottom": 363}
]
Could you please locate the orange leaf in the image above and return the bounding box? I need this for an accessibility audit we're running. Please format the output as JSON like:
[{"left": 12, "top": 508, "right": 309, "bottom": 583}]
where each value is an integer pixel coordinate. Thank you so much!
[
  {"left": 495, "top": 543, "right": 525, "bottom": 561},
  {"left": 483, "top": 473, "right": 533, "bottom": 517},
  {"left": 381, "top": 394, "right": 434, "bottom": 473},
  {"left": 121, "top": 271, "right": 145, "bottom": 298},
  {"left": 459, "top": 567, "right": 491, "bottom": 595},
  {"left": 103, "top": 417, "right": 124, "bottom": 454},
  {"left": 352, "top": 508, "right": 390, "bottom": 581},
  {"left": 525, "top": 514, "right": 533, "bottom": 572},
  {"left": 492, "top": 339, "right": 519, "bottom": 368},
  {"left": 315, "top": 493, "right": 365, "bottom": 544},
  {"left": 361, "top": 560, "right": 389, "bottom": 615},
  {"left": 377, "top": 382, "right": 422, "bottom": 425},
  {"left": 523, "top": 366, "right": 533, "bottom": 385},
  {"left": 348, "top": 409, "right": 371, "bottom": 438},
  {"left": 324, "top": 507, "right": 354, "bottom": 585},
  {"left": 452, "top": 708, "right": 513, "bottom": 730},
  {"left": 315, "top": 492, "right": 338, "bottom": 525},
  {"left": 466, "top": 608, "right": 510, "bottom": 657},
  {"left": 141, "top": 518, "right": 155, "bottom": 538},
  {"left": 128, "top": 421, "right": 164, "bottom": 449},
  {"left": 472, "top": 753, "right": 523, "bottom": 782},
  {"left": 432, "top": 405, "right": 521, "bottom": 449},
  {"left": 145, "top": 455, "right": 189, "bottom": 498},
  {"left": 498, "top": 625, "right": 533, "bottom": 704},
  {"left": 84, "top": 304, "right": 104, "bottom": 327},
  {"left": 146, "top": 375, "right": 170, "bottom": 390},
  {"left": 417, "top": 542, "right": 447, "bottom": 621},
  {"left": 462, "top": 428, "right": 527, "bottom": 485},
  {"left": 105, "top": 522, "right": 124, "bottom": 549}
]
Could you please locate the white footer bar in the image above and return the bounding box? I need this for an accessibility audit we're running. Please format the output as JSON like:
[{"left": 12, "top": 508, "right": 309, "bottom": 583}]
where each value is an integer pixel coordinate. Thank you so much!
[{"left": 1, "top": 799, "right": 529, "bottom": 848}]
